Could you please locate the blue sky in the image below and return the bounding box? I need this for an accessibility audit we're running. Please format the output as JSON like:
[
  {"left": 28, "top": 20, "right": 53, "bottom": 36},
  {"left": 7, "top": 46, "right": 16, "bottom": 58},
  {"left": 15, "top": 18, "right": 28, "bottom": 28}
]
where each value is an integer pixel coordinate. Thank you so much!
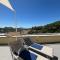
[{"left": 0, "top": 0, "right": 60, "bottom": 28}]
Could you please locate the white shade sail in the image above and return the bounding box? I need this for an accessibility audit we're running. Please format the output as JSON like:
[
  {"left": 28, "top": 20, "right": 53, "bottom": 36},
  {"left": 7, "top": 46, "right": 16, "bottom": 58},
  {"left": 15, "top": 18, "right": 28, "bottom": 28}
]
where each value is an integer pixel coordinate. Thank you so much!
[{"left": 0, "top": 0, "right": 15, "bottom": 11}]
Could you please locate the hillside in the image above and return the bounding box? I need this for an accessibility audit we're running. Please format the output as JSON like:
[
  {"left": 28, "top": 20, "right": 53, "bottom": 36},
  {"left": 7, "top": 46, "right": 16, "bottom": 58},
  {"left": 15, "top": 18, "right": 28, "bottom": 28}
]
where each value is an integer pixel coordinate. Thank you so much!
[{"left": 28, "top": 21, "right": 60, "bottom": 34}]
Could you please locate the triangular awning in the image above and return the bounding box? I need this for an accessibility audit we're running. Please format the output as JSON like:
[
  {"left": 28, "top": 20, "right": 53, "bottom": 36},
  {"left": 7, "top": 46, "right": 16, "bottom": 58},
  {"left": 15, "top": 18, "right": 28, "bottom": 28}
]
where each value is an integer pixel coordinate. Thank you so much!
[{"left": 0, "top": 0, "right": 15, "bottom": 11}]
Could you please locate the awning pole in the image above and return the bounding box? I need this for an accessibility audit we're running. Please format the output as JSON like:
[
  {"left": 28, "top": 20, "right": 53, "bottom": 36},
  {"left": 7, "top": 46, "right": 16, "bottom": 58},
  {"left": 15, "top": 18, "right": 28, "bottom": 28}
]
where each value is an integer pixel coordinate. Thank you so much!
[{"left": 14, "top": 11, "right": 18, "bottom": 41}]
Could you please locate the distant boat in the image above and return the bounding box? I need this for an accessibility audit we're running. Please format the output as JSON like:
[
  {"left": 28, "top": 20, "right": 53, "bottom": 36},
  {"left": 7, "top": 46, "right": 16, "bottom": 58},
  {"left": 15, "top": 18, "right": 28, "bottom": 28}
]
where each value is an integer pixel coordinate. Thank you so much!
[{"left": 0, "top": 33, "right": 7, "bottom": 36}]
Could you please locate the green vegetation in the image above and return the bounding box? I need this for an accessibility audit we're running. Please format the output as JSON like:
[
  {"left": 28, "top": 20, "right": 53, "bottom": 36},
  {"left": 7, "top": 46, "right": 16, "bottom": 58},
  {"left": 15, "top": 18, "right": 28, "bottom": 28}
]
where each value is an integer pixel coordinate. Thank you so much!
[
  {"left": 28, "top": 21, "right": 60, "bottom": 34},
  {"left": 0, "top": 27, "right": 24, "bottom": 33},
  {"left": 0, "top": 27, "right": 15, "bottom": 33},
  {"left": 0, "top": 21, "right": 60, "bottom": 34}
]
